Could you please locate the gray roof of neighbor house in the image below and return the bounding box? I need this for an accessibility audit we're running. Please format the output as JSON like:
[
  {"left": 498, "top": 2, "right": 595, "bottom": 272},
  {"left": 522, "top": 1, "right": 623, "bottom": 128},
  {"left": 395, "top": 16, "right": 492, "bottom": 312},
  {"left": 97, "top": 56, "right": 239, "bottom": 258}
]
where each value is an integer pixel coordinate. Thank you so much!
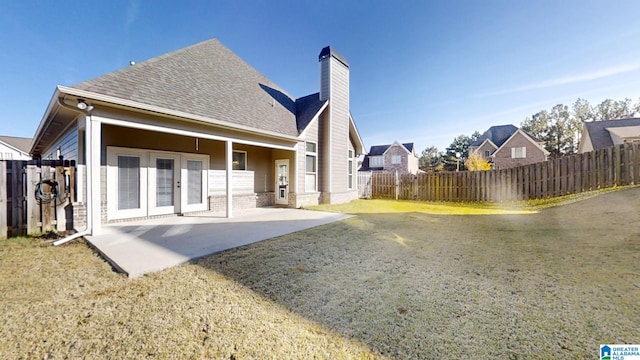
[
  {"left": 73, "top": 38, "right": 304, "bottom": 137},
  {"left": 358, "top": 142, "right": 414, "bottom": 171},
  {"left": 471, "top": 124, "right": 541, "bottom": 148},
  {"left": 584, "top": 118, "right": 640, "bottom": 150},
  {"left": 367, "top": 143, "right": 414, "bottom": 156},
  {"left": 0, "top": 135, "right": 32, "bottom": 154}
]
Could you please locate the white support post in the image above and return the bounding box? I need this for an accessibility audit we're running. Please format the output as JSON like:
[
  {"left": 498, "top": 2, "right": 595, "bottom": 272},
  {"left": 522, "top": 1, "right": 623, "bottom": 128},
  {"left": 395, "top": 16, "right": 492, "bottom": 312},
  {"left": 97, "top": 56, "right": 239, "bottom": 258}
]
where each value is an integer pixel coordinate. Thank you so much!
[
  {"left": 89, "top": 115, "right": 102, "bottom": 235},
  {"left": 226, "top": 140, "right": 233, "bottom": 218}
]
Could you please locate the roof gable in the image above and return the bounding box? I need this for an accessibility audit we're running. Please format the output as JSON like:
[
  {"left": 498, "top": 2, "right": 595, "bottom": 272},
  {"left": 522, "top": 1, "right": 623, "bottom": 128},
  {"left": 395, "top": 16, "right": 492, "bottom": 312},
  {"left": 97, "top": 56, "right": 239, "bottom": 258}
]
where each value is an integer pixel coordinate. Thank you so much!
[
  {"left": 73, "top": 39, "right": 299, "bottom": 137},
  {"left": 295, "top": 93, "right": 328, "bottom": 134},
  {"left": 367, "top": 142, "right": 414, "bottom": 156},
  {"left": 494, "top": 129, "right": 550, "bottom": 156},
  {"left": 471, "top": 124, "right": 518, "bottom": 148},
  {"left": 0, "top": 136, "right": 32, "bottom": 154},
  {"left": 584, "top": 117, "right": 640, "bottom": 150}
]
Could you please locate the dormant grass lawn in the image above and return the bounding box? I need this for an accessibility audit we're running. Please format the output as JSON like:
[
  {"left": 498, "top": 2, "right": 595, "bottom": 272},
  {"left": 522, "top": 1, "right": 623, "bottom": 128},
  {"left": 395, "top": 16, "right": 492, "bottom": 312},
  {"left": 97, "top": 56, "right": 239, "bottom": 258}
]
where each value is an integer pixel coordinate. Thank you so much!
[{"left": 1, "top": 187, "right": 639, "bottom": 359}]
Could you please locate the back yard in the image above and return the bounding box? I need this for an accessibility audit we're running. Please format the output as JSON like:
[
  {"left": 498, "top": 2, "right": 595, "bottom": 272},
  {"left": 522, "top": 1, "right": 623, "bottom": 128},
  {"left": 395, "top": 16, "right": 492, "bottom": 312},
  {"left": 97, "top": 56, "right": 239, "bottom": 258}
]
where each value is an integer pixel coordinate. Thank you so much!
[{"left": 1, "top": 187, "right": 639, "bottom": 359}]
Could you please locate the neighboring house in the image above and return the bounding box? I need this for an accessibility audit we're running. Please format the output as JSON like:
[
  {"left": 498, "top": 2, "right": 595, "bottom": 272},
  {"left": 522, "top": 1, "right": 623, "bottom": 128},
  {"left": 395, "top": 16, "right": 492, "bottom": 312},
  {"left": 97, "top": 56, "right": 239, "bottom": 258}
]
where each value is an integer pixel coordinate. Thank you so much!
[
  {"left": 30, "top": 39, "right": 365, "bottom": 235},
  {"left": 359, "top": 141, "right": 419, "bottom": 174},
  {"left": 578, "top": 117, "right": 640, "bottom": 153},
  {"left": 469, "top": 124, "right": 549, "bottom": 169},
  {"left": 0, "top": 135, "right": 32, "bottom": 160}
]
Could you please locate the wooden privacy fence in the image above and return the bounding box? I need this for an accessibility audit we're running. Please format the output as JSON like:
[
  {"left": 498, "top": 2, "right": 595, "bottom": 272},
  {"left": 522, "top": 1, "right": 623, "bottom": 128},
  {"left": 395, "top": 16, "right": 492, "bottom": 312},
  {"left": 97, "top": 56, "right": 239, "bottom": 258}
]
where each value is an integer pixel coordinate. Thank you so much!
[
  {"left": 368, "top": 143, "right": 640, "bottom": 202},
  {"left": 1, "top": 160, "right": 76, "bottom": 239}
]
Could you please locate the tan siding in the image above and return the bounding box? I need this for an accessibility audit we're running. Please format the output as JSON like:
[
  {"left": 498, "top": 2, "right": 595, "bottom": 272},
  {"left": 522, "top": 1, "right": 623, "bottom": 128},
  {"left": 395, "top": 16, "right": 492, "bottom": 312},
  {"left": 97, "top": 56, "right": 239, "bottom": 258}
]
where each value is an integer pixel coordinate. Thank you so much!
[
  {"left": 329, "top": 59, "right": 350, "bottom": 192},
  {"left": 300, "top": 118, "right": 319, "bottom": 193},
  {"left": 320, "top": 60, "right": 330, "bottom": 101},
  {"left": 320, "top": 111, "right": 331, "bottom": 192}
]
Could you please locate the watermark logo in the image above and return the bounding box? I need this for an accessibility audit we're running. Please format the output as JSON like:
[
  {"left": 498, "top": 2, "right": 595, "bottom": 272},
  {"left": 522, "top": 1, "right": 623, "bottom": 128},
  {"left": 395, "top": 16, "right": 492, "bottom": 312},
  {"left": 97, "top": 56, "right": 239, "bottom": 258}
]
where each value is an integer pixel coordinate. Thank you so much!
[{"left": 600, "top": 345, "right": 640, "bottom": 360}]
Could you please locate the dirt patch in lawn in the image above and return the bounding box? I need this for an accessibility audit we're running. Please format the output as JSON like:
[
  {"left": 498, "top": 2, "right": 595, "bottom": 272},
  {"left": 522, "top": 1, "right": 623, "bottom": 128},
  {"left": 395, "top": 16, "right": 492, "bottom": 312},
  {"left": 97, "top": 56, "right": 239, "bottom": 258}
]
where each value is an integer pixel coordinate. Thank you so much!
[{"left": 1, "top": 187, "right": 639, "bottom": 358}]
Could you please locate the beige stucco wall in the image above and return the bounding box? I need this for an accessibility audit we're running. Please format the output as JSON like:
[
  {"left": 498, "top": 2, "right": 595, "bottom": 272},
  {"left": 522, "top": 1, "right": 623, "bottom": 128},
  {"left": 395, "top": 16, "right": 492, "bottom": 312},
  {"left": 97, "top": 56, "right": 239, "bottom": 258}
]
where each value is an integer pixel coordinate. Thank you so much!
[{"left": 492, "top": 132, "right": 547, "bottom": 169}]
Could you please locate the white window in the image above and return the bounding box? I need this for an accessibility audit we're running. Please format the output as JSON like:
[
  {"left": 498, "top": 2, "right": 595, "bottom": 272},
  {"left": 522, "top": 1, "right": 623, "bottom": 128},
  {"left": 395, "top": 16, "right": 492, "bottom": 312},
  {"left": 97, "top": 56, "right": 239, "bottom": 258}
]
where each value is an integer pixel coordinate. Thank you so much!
[
  {"left": 117, "top": 156, "right": 141, "bottom": 210},
  {"left": 232, "top": 151, "right": 247, "bottom": 170},
  {"left": 348, "top": 149, "right": 354, "bottom": 189},
  {"left": 484, "top": 150, "right": 491, "bottom": 157},
  {"left": 305, "top": 142, "right": 317, "bottom": 192},
  {"left": 370, "top": 156, "right": 383, "bottom": 167},
  {"left": 511, "top": 147, "right": 526, "bottom": 158},
  {"left": 391, "top": 155, "right": 401, "bottom": 164}
]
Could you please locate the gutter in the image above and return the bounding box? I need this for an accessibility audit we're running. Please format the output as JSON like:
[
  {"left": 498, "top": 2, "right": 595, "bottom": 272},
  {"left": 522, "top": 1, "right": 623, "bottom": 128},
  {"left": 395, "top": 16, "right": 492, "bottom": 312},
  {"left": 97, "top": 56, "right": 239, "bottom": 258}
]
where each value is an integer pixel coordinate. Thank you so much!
[{"left": 52, "top": 96, "right": 93, "bottom": 246}]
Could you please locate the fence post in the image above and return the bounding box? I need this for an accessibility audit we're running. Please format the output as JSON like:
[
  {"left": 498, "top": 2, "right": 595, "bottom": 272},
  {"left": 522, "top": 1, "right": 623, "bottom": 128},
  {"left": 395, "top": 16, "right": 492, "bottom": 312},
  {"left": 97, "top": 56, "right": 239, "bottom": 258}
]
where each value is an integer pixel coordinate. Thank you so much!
[
  {"left": 25, "top": 165, "right": 40, "bottom": 235},
  {"left": 633, "top": 142, "right": 640, "bottom": 184},
  {"left": 0, "top": 162, "right": 6, "bottom": 239}
]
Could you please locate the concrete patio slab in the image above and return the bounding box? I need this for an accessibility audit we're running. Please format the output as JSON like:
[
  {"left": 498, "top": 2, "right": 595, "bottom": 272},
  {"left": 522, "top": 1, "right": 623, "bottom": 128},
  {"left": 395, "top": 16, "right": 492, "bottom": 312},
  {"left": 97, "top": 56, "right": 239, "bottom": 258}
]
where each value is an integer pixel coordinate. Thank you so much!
[{"left": 86, "top": 208, "right": 351, "bottom": 278}]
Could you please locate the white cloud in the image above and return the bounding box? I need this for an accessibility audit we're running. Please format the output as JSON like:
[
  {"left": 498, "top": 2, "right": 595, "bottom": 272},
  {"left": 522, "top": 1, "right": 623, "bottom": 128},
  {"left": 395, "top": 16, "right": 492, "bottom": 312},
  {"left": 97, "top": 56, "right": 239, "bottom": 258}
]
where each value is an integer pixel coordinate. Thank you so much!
[
  {"left": 125, "top": 0, "right": 140, "bottom": 31},
  {"left": 475, "top": 62, "right": 640, "bottom": 98}
]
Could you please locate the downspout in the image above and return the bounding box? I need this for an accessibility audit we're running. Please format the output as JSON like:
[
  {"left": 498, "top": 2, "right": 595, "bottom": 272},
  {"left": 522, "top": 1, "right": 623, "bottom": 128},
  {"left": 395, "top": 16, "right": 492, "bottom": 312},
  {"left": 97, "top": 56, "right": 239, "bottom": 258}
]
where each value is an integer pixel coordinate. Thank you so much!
[{"left": 53, "top": 96, "right": 93, "bottom": 246}]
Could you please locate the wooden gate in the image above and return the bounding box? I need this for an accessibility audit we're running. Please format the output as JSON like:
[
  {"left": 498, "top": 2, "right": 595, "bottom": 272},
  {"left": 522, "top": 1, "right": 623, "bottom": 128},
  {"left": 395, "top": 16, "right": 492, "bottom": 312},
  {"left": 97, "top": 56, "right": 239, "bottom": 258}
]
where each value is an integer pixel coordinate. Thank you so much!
[{"left": 1, "top": 160, "right": 76, "bottom": 239}]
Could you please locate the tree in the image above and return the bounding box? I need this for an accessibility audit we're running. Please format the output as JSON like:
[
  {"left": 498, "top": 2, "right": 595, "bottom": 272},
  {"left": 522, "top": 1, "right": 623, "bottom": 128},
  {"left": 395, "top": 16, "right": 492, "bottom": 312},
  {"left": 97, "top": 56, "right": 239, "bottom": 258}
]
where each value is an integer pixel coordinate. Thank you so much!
[
  {"left": 521, "top": 110, "right": 550, "bottom": 141},
  {"left": 444, "top": 134, "right": 471, "bottom": 171},
  {"left": 594, "top": 98, "right": 635, "bottom": 121},
  {"left": 632, "top": 97, "right": 640, "bottom": 117},
  {"left": 419, "top": 146, "right": 443, "bottom": 172},
  {"left": 465, "top": 153, "right": 492, "bottom": 171},
  {"left": 545, "top": 104, "right": 575, "bottom": 158},
  {"left": 522, "top": 106, "right": 581, "bottom": 157},
  {"left": 572, "top": 98, "right": 596, "bottom": 123},
  {"left": 470, "top": 130, "right": 482, "bottom": 144}
]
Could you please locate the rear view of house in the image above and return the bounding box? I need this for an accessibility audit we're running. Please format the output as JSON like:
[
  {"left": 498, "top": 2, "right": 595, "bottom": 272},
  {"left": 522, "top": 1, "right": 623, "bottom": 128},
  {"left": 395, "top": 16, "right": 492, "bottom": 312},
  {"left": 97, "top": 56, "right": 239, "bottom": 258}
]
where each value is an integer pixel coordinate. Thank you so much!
[
  {"left": 469, "top": 124, "right": 548, "bottom": 169},
  {"left": 359, "top": 141, "right": 419, "bottom": 174},
  {"left": 30, "top": 39, "right": 365, "bottom": 235}
]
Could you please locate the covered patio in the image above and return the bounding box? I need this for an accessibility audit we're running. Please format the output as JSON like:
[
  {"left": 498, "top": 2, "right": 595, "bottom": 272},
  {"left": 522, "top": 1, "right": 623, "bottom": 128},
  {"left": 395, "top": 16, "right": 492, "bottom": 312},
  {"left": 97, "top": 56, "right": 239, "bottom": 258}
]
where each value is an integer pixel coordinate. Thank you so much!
[{"left": 86, "top": 207, "right": 351, "bottom": 278}]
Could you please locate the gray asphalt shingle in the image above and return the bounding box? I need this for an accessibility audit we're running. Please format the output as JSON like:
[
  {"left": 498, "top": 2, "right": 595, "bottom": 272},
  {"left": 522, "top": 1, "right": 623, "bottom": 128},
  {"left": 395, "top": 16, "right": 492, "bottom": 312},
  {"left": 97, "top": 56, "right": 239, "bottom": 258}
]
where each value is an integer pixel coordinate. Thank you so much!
[
  {"left": 73, "top": 39, "right": 300, "bottom": 137},
  {"left": 584, "top": 118, "right": 640, "bottom": 150},
  {"left": 0, "top": 136, "right": 32, "bottom": 154}
]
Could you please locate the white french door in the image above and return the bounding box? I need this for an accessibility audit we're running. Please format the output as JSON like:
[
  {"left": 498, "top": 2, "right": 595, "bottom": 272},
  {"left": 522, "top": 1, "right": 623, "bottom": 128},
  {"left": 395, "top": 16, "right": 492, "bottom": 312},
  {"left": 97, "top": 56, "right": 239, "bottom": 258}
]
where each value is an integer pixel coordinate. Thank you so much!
[
  {"left": 180, "top": 154, "right": 209, "bottom": 213},
  {"left": 275, "top": 159, "right": 289, "bottom": 205},
  {"left": 107, "top": 147, "right": 209, "bottom": 220},
  {"left": 149, "top": 153, "right": 181, "bottom": 216}
]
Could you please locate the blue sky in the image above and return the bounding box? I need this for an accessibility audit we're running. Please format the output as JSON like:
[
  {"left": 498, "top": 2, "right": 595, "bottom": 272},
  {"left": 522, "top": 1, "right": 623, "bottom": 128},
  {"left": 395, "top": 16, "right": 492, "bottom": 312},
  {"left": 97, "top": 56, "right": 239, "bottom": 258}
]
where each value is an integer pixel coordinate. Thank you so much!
[{"left": 2, "top": 1, "right": 640, "bottom": 153}]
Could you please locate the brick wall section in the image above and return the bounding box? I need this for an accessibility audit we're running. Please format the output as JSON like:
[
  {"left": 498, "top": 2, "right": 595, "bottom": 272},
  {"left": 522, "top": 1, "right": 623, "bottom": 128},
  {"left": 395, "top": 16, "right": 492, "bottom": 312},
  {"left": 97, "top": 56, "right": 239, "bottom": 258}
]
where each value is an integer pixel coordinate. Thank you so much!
[
  {"left": 292, "top": 192, "right": 321, "bottom": 208},
  {"left": 492, "top": 132, "right": 547, "bottom": 169},
  {"left": 209, "top": 194, "right": 263, "bottom": 212},
  {"left": 71, "top": 203, "right": 87, "bottom": 230},
  {"left": 383, "top": 144, "right": 410, "bottom": 173},
  {"left": 475, "top": 142, "right": 498, "bottom": 159},
  {"left": 256, "top": 192, "right": 274, "bottom": 207}
]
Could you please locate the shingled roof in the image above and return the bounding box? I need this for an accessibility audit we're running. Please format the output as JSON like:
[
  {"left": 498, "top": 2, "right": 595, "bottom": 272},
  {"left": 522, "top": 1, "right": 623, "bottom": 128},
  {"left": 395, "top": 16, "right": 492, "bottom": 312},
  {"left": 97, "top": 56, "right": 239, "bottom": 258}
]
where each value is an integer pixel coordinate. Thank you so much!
[
  {"left": 471, "top": 124, "right": 541, "bottom": 148},
  {"left": 584, "top": 118, "right": 640, "bottom": 150},
  {"left": 0, "top": 135, "right": 32, "bottom": 154},
  {"left": 73, "top": 39, "right": 301, "bottom": 137},
  {"left": 367, "top": 143, "right": 414, "bottom": 156},
  {"left": 295, "top": 93, "right": 327, "bottom": 133}
]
